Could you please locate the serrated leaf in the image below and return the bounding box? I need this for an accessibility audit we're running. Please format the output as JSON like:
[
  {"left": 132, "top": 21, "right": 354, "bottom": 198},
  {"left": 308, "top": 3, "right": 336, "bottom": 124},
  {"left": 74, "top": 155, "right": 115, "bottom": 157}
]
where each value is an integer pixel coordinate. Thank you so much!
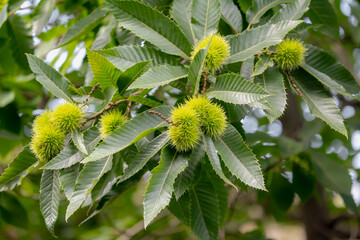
[
  {"left": 91, "top": 16, "right": 117, "bottom": 50},
  {"left": 254, "top": 68, "right": 287, "bottom": 123},
  {"left": 202, "top": 134, "right": 236, "bottom": 190},
  {"left": 302, "top": 45, "right": 360, "bottom": 98},
  {"left": 246, "top": 0, "right": 294, "bottom": 25},
  {"left": 188, "top": 39, "right": 211, "bottom": 95},
  {"left": 220, "top": 0, "right": 242, "bottom": 33},
  {"left": 168, "top": 192, "right": 191, "bottom": 226},
  {"left": 190, "top": 170, "right": 219, "bottom": 240},
  {"left": 290, "top": 69, "right": 347, "bottom": 137},
  {"left": 119, "top": 131, "right": 170, "bottom": 183},
  {"left": 7, "top": 15, "right": 34, "bottom": 69},
  {"left": 72, "top": 130, "right": 87, "bottom": 154},
  {"left": 270, "top": 0, "right": 310, "bottom": 24},
  {"left": 0, "top": 146, "right": 38, "bottom": 191},
  {"left": 44, "top": 128, "right": 101, "bottom": 170},
  {"left": 40, "top": 170, "right": 60, "bottom": 235},
  {"left": 251, "top": 53, "right": 274, "bottom": 77},
  {"left": 33, "top": 0, "right": 55, "bottom": 35},
  {"left": 170, "top": 0, "right": 195, "bottom": 45},
  {"left": 58, "top": 7, "right": 107, "bottom": 47},
  {"left": 59, "top": 163, "right": 80, "bottom": 200},
  {"left": 129, "top": 65, "right": 187, "bottom": 89},
  {"left": 191, "top": 0, "right": 221, "bottom": 40},
  {"left": 214, "top": 125, "right": 266, "bottom": 190},
  {"left": 117, "top": 60, "right": 151, "bottom": 95},
  {"left": 207, "top": 73, "right": 270, "bottom": 105},
  {"left": 107, "top": 0, "right": 192, "bottom": 58},
  {"left": 174, "top": 143, "right": 205, "bottom": 200},
  {"left": 87, "top": 49, "right": 122, "bottom": 89},
  {"left": 127, "top": 95, "right": 163, "bottom": 107},
  {"left": 82, "top": 106, "right": 171, "bottom": 163},
  {"left": 226, "top": 20, "right": 301, "bottom": 64},
  {"left": 98, "top": 45, "right": 180, "bottom": 70},
  {"left": 26, "top": 54, "right": 74, "bottom": 102},
  {"left": 307, "top": 0, "right": 338, "bottom": 39},
  {"left": 66, "top": 155, "right": 113, "bottom": 220},
  {"left": 143, "top": 147, "right": 188, "bottom": 228}
]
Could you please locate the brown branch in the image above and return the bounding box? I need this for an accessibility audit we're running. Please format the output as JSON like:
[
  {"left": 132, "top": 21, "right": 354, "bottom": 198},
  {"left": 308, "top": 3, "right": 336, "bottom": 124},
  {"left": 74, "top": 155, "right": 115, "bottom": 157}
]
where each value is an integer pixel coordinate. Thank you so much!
[
  {"left": 148, "top": 110, "right": 173, "bottom": 125},
  {"left": 202, "top": 72, "right": 208, "bottom": 95},
  {"left": 81, "top": 83, "right": 100, "bottom": 107},
  {"left": 82, "top": 99, "right": 127, "bottom": 124}
]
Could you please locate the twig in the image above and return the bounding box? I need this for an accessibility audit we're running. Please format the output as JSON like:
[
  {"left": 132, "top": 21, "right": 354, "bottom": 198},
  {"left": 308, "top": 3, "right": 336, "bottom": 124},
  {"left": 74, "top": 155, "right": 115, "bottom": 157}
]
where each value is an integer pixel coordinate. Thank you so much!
[
  {"left": 80, "top": 83, "right": 100, "bottom": 107},
  {"left": 202, "top": 72, "right": 208, "bottom": 94},
  {"left": 126, "top": 101, "right": 132, "bottom": 117},
  {"left": 149, "top": 110, "right": 173, "bottom": 125},
  {"left": 286, "top": 70, "right": 303, "bottom": 97},
  {"left": 82, "top": 99, "right": 127, "bottom": 124}
]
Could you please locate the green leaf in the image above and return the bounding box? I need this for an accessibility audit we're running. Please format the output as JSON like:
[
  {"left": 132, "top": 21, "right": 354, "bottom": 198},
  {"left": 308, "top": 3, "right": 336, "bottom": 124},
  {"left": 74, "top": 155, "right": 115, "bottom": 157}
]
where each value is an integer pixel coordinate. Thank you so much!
[
  {"left": 226, "top": 20, "right": 301, "bottom": 64},
  {"left": 291, "top": 153, "right": 316, "bottom": 203},
  {"left": 191, "top": 170, "right": 219, "bottom": 240},
  {"left": 290, "top": 69, "right": 347, "bottom": 137},
  {"left": 107, "top": 0, "right": 192, "bottom": 58},
  {"left": 174, "top": 143, "right": 205, "bottom": 200},
  {"left": 72, "top": 130, "right": 87, "bottom": 154},
  {"left": 82, "top": 106, "right": 171, "bottom": 163},
  {"left": 214, "top": 125, "right": 266, "bottom": 190},
  {"left": 220, "top": 0, "right": 242, "bottom": 33},
  {"left": 188, "top": 39, "right": 211, "bottom": 95},
  {"left": 191, "top": 0, "right": 221, "bottom": 40},
  {"left": 59, "top": 163, "right": 80, "bottom": 201},
  {"left": 170, "top": 0, "right": 195, "bottom": 45},
  {"left": 202, "top": 134, "right": 237, "bottom": 190},
  {"left": 0, "top": 3, "right": 7, "bottom": 29},
  {"left": 0, "top": 90, "right": 15, "bottom": 108},
  {"left": 127, "top": 95, "right": 163, "bottom": 107},
  {"left": 168, "top": 192, "right": 191, "bottom": 226},
  {"left": 207, "top": 73, "right": 270, "bottom": 105},
  {"left": 33, "top": 0, "right": 55, "bottom": 35},
  {"left": 66, "top": 155, "right": 113, "bottom": 220},
  {"left": 307, "top": 0, "right": 338, "bottom": 39},
  {"left": 98, "top": 45, "right": 180, "bottom": 70},
  {"left": 0, "top": 146, "right": 38, "bottom": 191},
  {"left": 117, "top": 60, "right": 152, "bottom": 95},
  {"left": 254, "top": 68, "right": 287, "bottom": 122},
  {"left": 87, "top": 48, "right": 122, "bottom": 89},
  {"left": 143, "top": 147, "right": 188, "bottom": 228},
  {"left": 58, "top": 7, "right": 108, "bottom": 47},
  {"left": 7, "top": 15, "right": 34, "bottom": 69},
  {"left": 301, "top": 45, "right": 360, "bottom": 97},
  {"left": 251, "top": 53, "right": 274, "bottom": 77},
  {"left": 237, "top": 0, "right": 252, "bottom": 13},
  {"left": 91, "top": 16, "right": 117, "bottom": 50},
  {"left": 44, "top": 128, "right": 101, "bottom": 170},
  {"left": 129, "top": 65, "right": 187, "bottom": 89},
  {"left": 246, "top": 0, "right": 295, "bottom": 25},
  {"left": 26, "top": 54, "right": 74, "bottom": 103},
  {"left": 40, "top": 170, "right": 60, "bottom": 235},
  {"left": 269, "top": 0, "right": 310, "bottom": 23},
  {"left": 119, "top": 131, "right": 170, "bottom": 183},
  {"left": 310, "top": 150, "right": 354, "bottom": 208},
  {"left": 268, "top": 171, "right": 294, "bottom": 211}
]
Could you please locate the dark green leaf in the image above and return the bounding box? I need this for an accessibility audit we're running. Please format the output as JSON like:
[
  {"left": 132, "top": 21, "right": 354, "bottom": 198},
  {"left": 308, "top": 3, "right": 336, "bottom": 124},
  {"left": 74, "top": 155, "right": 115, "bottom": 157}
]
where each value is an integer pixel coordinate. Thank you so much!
[
  {"left": 117, "top": 60, "right": 151, "bottom": 95},
  {"left": 59, "top": 163, "right": 80, "bottom": 200},
  {"left": 220, "top": 0, "right": 242, "bottom": 33}
]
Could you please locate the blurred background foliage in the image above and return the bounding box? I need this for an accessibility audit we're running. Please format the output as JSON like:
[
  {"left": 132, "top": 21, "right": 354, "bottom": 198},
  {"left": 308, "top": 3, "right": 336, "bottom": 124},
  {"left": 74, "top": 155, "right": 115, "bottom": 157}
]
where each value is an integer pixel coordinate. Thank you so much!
[{"left": 0, "top": 0, "right": 359, "bottom": 239}]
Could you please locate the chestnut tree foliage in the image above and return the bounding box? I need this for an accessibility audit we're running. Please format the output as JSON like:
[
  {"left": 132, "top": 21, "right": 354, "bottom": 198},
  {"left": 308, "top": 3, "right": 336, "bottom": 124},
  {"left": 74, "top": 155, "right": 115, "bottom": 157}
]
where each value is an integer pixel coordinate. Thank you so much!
[{"left": 0, "top": 0, "right": 359, "bottom": 239}]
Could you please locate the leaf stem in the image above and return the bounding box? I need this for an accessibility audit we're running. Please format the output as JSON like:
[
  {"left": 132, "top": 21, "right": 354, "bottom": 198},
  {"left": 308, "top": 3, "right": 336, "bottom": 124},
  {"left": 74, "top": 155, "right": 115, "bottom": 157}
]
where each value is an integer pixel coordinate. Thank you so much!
[
  {"left": 148, "top": 110, "right": 173, "bottom": 125},
  {"left": 201, "top": 72, "right": 208, "bottom": 95},
  {"left": 80, "top": 83, "right": 100, "bottom": 108}
]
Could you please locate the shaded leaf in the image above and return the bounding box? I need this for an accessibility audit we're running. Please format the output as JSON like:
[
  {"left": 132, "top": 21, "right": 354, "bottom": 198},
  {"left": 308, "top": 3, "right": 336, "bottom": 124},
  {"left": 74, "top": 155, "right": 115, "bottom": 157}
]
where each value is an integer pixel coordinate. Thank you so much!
[
  {"left": 117, "top": 60, "right": 151, "bottom": 95},
  {"left": 143, "top": 147, "right": 188, "bottom": 227},
  {"left": 59, "top": 163, "right": 80, "bottom": 200},
  {"left": 170, "top": 0, "right": 195, "bottom": 45},
  {"left": 0, "top": 146, "right": 38, "bottom": 191},
  {"left": 40, "top": 170, "right": 60, "bottom": 235},
  {"left": 168, "top": 192, "right": 191, "bottom": 226},
  {"left": 214, "top": 125, "right": 266, "bottom": 190},
  {"left": 220, "top": 0, "right": 242, "bottom": 33},
  {"left": 58, "top": 7, "right": 108, "bottom": 47},
  {"left": 251, "top": 53, "right": 274, "bottom": 77}
]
